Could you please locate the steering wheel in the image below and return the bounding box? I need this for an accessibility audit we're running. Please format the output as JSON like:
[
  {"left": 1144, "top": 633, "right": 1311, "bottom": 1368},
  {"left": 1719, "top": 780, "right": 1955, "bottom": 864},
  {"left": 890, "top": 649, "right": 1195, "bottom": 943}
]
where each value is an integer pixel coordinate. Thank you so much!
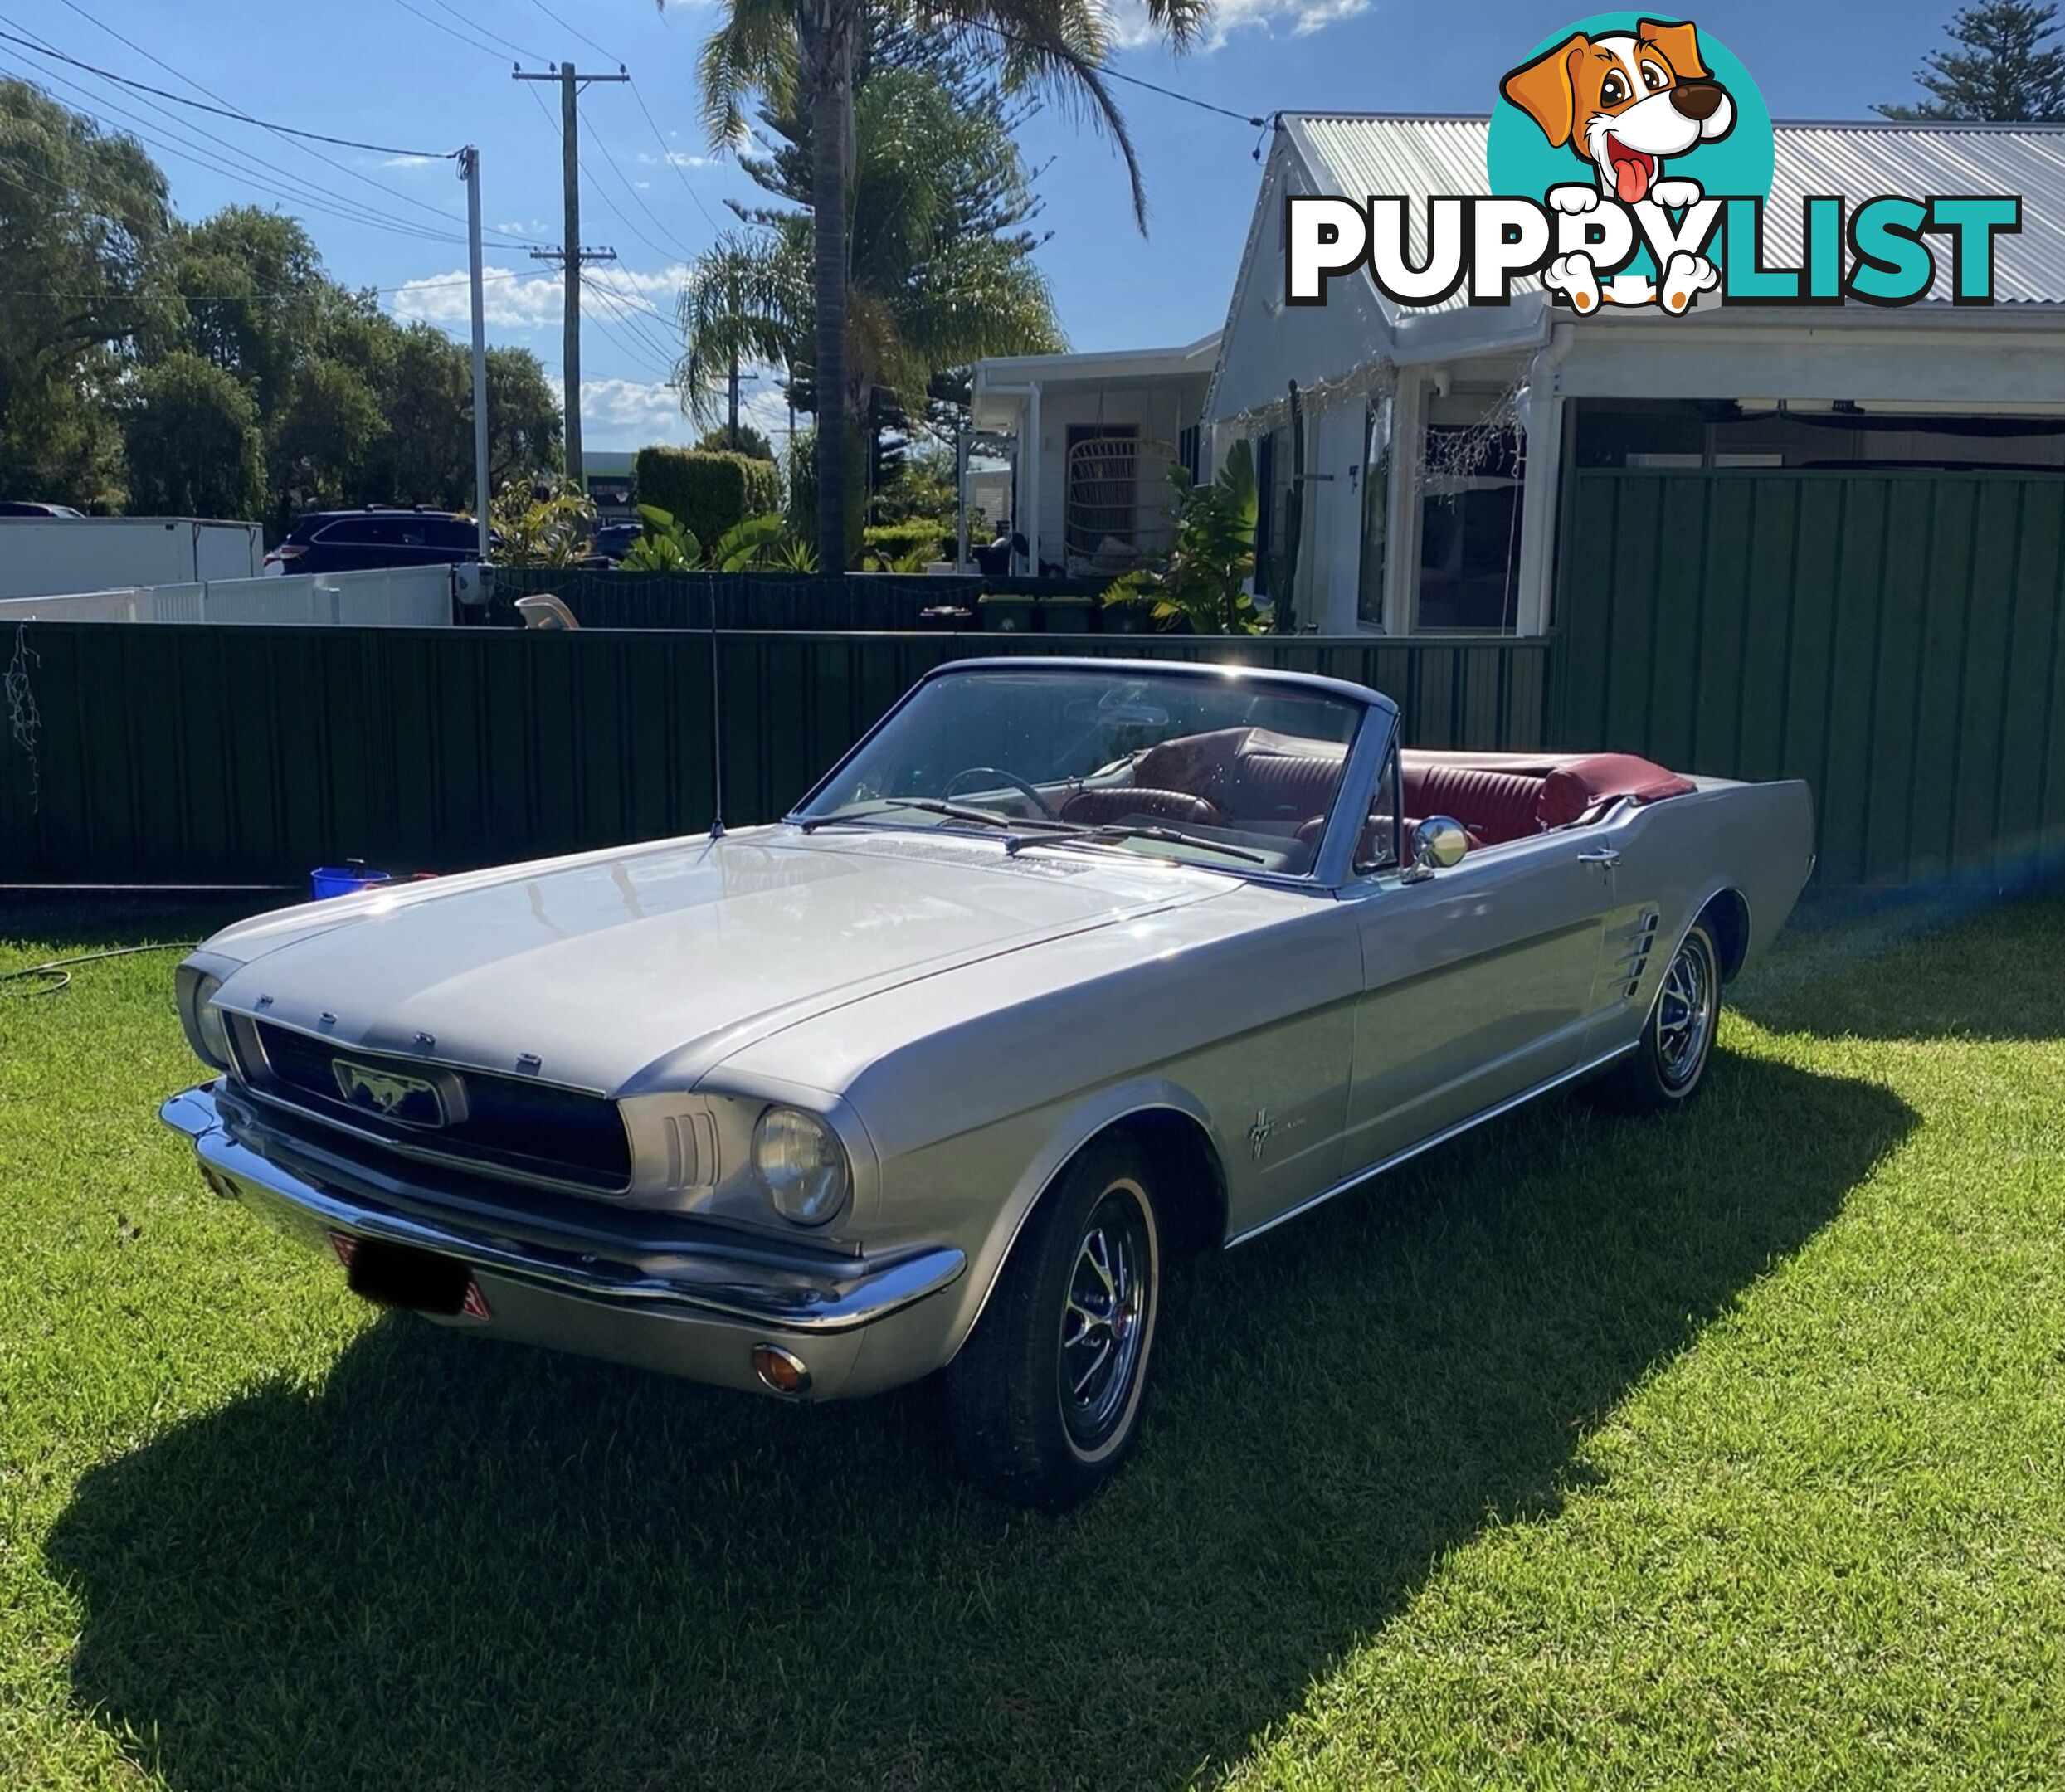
[{"left": 942, "top": 766, "right": 1063, "bottom": 822}]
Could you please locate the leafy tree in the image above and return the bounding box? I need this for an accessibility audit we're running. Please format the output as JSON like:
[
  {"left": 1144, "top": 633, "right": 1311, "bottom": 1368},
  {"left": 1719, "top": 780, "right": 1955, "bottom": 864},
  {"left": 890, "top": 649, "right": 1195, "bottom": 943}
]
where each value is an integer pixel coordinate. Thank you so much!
[
  {"left": 680, "top": 0, "right": 1203, "bottom": 572},
  {"left": 696, "top": 421, "right": 776, "bottom": 460},
  {"left": 373, "top": 322, "right": 470, "bottom": 509},
  {"left": 1104, "top": 443, "right": 1263, "bottom": 635},
  {"left": 150, "top": 207, "right": 330, "bottom": 407},
  {"left": 268, "top": 358, "right": 387, "bottom": 522},
  {"left": 0, "top": 77, "right": 172, "bottom": 508},
  {"left": 486, "top": 347, "right": 562, "bottom": 490},
  {"left": 1879, "top": 2, "right": 2065, "bottom": 119},
  {"left": 121, "top": 350, "right": 265, "bottom": 519}
]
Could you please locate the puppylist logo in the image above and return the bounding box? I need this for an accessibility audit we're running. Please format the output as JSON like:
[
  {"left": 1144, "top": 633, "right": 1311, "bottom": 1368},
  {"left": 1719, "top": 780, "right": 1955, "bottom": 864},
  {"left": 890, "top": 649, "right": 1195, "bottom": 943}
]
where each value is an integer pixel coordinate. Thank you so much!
[{"left": 1285, "top": 13, "right": 2024, "bottom": 315}]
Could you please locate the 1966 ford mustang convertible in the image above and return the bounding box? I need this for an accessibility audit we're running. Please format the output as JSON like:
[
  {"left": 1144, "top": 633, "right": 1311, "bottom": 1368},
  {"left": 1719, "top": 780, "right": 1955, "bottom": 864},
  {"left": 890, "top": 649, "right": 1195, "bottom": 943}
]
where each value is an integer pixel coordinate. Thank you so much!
[{"left": 163, "top": 659, "right": 1814, "bottom": 1507}]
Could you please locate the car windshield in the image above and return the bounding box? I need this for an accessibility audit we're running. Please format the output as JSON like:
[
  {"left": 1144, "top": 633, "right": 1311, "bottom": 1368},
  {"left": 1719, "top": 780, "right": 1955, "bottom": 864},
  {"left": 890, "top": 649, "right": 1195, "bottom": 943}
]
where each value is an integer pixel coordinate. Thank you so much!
[{"left": 795, "top": 666, "right": 1369, "bottom": 876}]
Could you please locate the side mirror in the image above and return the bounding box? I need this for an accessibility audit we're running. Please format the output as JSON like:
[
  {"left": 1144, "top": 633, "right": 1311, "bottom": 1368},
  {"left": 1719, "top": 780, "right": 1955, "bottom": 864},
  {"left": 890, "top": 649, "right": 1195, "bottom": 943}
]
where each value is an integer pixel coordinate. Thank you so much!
[{"left": 1401, "top": 816, "right": 1469, "bottom": 883}]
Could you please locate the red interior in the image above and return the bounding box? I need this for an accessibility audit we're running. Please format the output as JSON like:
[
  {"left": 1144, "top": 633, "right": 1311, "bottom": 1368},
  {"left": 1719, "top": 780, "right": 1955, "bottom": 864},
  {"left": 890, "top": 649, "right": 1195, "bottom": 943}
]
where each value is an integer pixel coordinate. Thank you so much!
[{"left": 1054, "top": 728, "right": 1694, "bottom": 862}]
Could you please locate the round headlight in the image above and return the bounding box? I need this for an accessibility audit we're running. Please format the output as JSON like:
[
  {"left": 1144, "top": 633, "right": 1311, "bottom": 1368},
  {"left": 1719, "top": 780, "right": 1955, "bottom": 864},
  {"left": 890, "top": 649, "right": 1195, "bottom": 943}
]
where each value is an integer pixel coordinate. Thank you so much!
[
  {"left": 752, "top": 1106, "right": 850, "bottom": 1226},
  {"left": 186, "top": 971, "right": 233, "bottom": 1070}
]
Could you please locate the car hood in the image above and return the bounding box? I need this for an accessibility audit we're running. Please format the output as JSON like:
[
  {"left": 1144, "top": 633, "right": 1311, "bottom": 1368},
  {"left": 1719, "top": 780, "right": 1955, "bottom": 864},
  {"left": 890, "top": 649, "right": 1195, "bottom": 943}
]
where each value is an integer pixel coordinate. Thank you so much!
[{"left": 203, "top": 826, "right": 1234, "bottom": 1094}]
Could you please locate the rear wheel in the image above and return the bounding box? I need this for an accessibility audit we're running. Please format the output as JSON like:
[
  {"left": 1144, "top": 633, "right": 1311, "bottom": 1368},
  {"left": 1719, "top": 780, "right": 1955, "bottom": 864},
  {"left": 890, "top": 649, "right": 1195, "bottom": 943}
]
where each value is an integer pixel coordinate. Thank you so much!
[
  {"left": 944, "top": 1135, "right": 1162, "bottom": 1510},
  {"left": 1590, "top": 918, "right": 1721, "bottom": 1113}
]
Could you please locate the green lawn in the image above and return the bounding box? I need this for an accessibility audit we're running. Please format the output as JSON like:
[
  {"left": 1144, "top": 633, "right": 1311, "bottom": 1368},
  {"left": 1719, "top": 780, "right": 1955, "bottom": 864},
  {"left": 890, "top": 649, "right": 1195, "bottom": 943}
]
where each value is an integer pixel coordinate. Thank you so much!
[{"left": 2, "top": 889, "right": 2061, "bottom": 1790}]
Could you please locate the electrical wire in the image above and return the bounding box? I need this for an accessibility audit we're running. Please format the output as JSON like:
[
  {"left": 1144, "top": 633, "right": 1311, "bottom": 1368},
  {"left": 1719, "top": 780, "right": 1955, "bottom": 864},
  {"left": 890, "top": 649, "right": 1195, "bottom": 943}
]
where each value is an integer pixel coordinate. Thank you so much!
[
  {"left": 0, "top": 24, "right": 459, "bottom": 158},
  {"left": 524, "top": 0, "right": 620, "bottom": 67},
  {"left": 627, "top": 77, "right": 726, "bottom": 237},
  {"left": 957, "top": 17, "right": 1269, "bottom": 127},
  {"left": 45, "top": 0, "right": 501, "bottom": 238},
  {"left": 387, "top": 0, "right": 514, "bottom": 63},
  {"left": 0, "top": 50, "right": 478, "bottom": 245},
  {"left": 587, "top": 279, "right": 683, "bottom": 373},
  {"left": 420, "top": 0, "right": 549, "bottom": 63}
]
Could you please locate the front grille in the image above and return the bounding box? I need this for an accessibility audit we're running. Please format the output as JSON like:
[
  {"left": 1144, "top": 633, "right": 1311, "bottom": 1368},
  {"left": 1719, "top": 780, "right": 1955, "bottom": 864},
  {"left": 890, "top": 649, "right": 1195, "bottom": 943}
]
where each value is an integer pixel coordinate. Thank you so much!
[{"left": 236, "top": 1019, "right": 631, "bottom": 1192}]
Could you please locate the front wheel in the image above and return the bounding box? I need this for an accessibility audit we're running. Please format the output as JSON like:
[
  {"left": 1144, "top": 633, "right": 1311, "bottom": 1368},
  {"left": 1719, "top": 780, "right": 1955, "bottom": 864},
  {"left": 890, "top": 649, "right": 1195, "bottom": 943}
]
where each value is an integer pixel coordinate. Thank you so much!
[
  {"left": 943, "top": 1135, "right": 1162, "bottom": 1510},
  {"left": 1590, "top": 918, "right": 1722, "bottom": 1113}
]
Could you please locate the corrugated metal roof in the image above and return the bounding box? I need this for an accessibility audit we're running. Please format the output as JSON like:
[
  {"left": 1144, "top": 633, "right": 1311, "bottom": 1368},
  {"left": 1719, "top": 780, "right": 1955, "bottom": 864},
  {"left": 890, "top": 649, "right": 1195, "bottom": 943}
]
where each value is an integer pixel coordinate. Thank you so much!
[{"left": 1288, "top": 114, "right": 2065, "bottom": 307}]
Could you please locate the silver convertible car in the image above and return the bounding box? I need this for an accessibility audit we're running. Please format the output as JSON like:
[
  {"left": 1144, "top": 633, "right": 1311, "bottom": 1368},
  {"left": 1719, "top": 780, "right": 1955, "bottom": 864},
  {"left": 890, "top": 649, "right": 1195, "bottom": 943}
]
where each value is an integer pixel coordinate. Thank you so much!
[{"left": 163, "top": 659, "right": 1814, "bottom": 1507}]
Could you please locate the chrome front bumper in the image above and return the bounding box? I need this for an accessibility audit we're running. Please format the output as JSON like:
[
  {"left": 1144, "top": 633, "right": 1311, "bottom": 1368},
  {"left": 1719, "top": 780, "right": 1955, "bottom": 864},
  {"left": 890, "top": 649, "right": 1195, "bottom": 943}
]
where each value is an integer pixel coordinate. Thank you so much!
[{"left": 159, "top": 1083, "right": 967, "bottom": 1398}]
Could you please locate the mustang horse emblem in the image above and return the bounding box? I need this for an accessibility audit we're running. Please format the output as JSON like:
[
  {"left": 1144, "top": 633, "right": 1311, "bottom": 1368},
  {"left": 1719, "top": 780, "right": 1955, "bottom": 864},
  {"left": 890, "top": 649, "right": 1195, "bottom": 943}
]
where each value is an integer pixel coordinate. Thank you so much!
[{"left": 332, "top": 1060, "right": 446, "bottom": 1127}]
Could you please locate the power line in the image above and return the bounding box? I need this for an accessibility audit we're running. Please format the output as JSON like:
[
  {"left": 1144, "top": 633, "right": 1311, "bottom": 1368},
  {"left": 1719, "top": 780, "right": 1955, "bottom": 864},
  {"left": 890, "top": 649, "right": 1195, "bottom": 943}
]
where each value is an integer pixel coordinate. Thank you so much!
[
  {"left": 524, "top": 0, "right": 619, "bottom": 67},
  {"left": 959, "top": 18, "right": 1268, "bottom": 128},
  {"left": 0, "top": 48, "right": 476, "bottom": 245},
  {"left": 386, "top": 0, "right": 514, "bottom": 64},
  {"left": 587, "top": 277, "right": 681, "bottom": 368},
  {"left": 0, "top": 24, "right": 460, "bottom": 158},
  {"left": 585, "top": 283, "right": 679, "bottom": 380},
  {"left": 627, "top": 77, "right": 725, "bottom": 238},
  {"left": 46, "top": 0, "right": 516, "bottom": 241},
  {"left": 418, "top": 0, "right": 548, "bottom": 62}
]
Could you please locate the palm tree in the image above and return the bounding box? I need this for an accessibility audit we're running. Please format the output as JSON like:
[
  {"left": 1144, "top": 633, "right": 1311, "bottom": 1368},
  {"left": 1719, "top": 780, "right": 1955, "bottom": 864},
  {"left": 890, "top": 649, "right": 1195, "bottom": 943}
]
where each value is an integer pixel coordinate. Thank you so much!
[
  {"left": 682, "top": 0, "right": 1208, "bottom": 569},
  {"left": 674, "top": 65, "right": 1063, "bottom": 455}
]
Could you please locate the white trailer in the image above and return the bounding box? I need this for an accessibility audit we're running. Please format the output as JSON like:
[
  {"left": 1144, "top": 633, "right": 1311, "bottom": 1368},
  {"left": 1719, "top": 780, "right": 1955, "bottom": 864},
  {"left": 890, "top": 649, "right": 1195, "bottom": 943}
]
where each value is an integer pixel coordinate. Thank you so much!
[{"left": 0, "top": 516, "right": 264, "bottom": 601}]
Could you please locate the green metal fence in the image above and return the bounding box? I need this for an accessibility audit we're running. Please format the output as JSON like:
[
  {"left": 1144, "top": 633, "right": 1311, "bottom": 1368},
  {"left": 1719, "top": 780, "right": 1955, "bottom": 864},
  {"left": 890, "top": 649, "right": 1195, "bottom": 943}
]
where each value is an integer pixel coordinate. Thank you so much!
[
  {"left": 1555, "top": 469, "right": 2065, "bottom": 888},
  {"left": 0, "top": 626, "right": 1548, "bottom": 886}
]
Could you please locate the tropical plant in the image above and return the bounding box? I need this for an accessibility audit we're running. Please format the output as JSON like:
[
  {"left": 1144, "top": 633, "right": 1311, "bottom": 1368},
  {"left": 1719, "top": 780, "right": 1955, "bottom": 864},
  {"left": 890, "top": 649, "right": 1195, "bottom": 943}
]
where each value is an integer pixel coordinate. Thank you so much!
[
  {"left": 1104, "top": 443, "right": 1264, "bottom": 636},
  {"left": 619, "top": 505, "right": 816, "bottom": 572},
  {"left": 675, "top": 61, "right": 1063, "bottom": 526},
  {"left": 619, "top": 504, "right": 704, "bottom": 571},
  {"left": 706, "top": 514, "right": 792, "bottom": 571},
  {"left": 684, "top": 0, "right": 1205, "bottom": 571},
  {"left": 489, "top": 478, "right": 594, "bottom": 567}
]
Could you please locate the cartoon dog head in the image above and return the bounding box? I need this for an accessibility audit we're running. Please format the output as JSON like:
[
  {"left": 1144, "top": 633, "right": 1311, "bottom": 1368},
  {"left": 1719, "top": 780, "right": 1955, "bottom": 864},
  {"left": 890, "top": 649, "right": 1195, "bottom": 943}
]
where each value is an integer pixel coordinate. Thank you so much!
[{"left": 1501, "top": 19, "right": 1734, "bottom": 205}]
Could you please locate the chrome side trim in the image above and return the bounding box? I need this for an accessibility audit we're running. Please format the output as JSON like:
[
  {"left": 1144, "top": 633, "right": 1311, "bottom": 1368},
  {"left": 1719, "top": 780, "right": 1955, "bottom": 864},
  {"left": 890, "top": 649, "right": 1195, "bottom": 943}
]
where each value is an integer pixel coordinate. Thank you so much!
[
  {"left": 160, "top": 1085, "right": 962, "bottom": 1335},
  {"left": 1221, "top": 1040, "right": 1640, "bottom": 1249}
]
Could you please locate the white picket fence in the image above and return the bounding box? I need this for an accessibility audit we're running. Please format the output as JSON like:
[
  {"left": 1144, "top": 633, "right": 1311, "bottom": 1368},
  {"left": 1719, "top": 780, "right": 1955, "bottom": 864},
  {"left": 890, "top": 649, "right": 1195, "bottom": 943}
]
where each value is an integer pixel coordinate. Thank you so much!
[{"left": 0, "top": 562, "right": 471, "bottom": 626}]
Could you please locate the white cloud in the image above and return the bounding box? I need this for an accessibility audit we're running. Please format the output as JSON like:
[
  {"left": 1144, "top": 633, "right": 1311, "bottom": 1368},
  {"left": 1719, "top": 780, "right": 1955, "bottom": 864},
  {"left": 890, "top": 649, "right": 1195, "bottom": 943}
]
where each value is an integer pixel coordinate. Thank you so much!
[
  {"left": 636, "top": 149, "right": 718, "bottom": 169},
  {"left": 1108, "top": 0, "right": 1366, "bottom": 47},
  {"left": 559, "top": 373, "right": 795, "bottom": 451},
  {"left": 382, "top": 153, "right": 437, "bottom": 168},
  {"left": 390, "top": 264, "right": 690, "bottom": 332}
]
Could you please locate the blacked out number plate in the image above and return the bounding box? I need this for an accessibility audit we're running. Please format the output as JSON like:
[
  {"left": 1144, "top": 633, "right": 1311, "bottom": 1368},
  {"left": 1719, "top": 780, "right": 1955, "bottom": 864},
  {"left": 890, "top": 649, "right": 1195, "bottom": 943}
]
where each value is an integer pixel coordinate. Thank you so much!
[{"left": 345, "top": 1236, "right": 475, "bottom": 1316}]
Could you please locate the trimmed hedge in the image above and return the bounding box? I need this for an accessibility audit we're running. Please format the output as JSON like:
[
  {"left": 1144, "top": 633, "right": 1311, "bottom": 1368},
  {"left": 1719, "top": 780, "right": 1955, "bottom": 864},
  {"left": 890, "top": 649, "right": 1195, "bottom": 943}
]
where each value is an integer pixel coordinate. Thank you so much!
[{"left": 633, "top": 447, "right": 780, "bottom": 546}]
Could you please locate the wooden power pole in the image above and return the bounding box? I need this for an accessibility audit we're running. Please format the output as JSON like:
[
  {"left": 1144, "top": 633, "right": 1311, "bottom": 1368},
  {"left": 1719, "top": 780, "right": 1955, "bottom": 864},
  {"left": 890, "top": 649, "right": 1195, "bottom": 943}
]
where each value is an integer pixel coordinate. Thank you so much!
[{"left": 514, "top": 61, "right": 626, "bottom": 492}]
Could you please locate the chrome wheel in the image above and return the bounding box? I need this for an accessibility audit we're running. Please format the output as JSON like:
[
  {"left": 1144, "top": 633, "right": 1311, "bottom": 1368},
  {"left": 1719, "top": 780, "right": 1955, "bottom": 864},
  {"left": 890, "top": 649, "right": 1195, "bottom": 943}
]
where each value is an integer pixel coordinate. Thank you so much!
[
  {"left": 1058, "top": 1181, "right": 1153, "bottom": 1452},
  {"left": 1656, "top": 933, "right": 1715, "bottom": 1089}
]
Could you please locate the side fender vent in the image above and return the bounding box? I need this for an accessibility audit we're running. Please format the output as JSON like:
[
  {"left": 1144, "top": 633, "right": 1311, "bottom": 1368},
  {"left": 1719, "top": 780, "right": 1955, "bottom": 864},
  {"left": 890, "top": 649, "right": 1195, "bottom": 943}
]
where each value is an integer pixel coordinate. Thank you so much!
[{"left": 1618, "top": 909, "right": 1661, "bottom": 1001}]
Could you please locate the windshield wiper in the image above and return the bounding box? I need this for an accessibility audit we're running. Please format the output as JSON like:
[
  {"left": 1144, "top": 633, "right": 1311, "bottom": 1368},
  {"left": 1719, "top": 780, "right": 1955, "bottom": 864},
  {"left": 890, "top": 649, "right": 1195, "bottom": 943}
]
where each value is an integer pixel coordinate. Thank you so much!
[
  {"left": 799, "top": 798, "right": 1079, "bottom": 834},
  {"left": 1013, "top": 823, "right": 1268, "bottom": 866}
]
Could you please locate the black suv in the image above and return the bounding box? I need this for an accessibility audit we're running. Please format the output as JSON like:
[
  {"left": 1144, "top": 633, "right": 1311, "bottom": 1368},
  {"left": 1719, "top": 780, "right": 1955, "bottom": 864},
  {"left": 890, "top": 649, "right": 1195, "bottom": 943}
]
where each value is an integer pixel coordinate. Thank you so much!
[{"left": 269, "top": 508, "right": 485, "bottom": 574}]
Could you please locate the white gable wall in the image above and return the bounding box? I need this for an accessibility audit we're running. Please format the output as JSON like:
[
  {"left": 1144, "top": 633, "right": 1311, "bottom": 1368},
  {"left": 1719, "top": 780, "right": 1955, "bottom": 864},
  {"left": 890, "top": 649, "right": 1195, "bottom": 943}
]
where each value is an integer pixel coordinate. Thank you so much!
[{"left": 1205, "top": 134, "right": 1396, "bottom": 434}]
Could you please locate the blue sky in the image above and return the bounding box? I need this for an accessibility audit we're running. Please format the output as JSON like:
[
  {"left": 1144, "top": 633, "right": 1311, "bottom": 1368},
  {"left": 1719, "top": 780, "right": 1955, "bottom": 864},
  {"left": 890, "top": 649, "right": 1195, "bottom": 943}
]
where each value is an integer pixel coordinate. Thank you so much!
[{"left": 7, "top": 0, "right": 1979, "bottom": 449}]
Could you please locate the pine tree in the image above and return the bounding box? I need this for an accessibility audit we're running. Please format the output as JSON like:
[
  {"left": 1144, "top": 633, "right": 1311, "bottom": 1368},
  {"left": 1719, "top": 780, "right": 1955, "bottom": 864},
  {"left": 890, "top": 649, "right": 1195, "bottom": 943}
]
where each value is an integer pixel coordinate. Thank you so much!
[{"left": 1878, "top": 1, "right": 2065, "bottom": 121}]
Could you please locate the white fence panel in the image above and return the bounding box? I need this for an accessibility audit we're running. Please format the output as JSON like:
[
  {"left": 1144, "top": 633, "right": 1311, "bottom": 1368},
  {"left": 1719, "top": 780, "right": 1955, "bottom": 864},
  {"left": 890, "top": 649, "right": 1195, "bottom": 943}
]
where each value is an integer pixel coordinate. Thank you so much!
[{"left": 0, "top": 563, "right": 464, "bottom": 626}]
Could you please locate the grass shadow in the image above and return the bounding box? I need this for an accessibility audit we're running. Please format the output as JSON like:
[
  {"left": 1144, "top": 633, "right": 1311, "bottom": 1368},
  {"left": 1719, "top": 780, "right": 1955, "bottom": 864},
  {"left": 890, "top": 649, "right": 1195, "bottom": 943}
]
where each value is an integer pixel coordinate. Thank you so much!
[
  {"left": 47, "top": 1053, "right": 1914, "bottom": 1790},
  {"left": 1735, "top": 889, "right": 2065, "bottom": 1043}
]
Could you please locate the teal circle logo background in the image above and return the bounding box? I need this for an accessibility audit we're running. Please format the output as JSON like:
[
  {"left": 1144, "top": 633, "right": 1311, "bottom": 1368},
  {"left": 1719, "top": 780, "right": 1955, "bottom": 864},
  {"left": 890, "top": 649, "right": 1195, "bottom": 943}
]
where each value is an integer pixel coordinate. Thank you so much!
[{"left": 1486, "top": 14, "right": 1775, "bottom": 273}]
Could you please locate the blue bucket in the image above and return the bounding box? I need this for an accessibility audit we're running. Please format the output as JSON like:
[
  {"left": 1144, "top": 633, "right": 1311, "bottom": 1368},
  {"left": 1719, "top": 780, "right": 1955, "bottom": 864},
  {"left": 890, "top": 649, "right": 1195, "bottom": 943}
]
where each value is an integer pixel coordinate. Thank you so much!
[{"left": 310, "top": 865, "right": 392, "bottom": 900}]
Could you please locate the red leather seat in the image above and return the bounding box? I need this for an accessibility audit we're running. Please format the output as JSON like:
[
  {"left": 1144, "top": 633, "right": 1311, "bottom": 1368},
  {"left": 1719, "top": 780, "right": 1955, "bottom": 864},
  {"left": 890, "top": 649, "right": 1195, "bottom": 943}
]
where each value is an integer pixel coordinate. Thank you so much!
[
  {"left": 1537, "top": 753, "right": 1696, "bottom": 825},
  {"left": 1400, "top": 763, "right": 1546, "bottom": 845}
]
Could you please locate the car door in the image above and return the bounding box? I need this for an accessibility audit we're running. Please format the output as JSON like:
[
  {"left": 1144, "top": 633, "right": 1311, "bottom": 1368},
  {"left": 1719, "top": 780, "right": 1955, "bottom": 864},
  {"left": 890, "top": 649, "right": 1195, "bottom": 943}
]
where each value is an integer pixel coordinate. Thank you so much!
[{"left": 1337, "top": 739, "right": 1614, "bottom": 1176}]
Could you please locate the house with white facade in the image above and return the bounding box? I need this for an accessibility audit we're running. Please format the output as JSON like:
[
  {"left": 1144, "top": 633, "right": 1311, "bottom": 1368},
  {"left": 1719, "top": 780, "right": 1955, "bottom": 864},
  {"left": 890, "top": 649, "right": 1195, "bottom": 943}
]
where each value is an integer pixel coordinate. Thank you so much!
[
  {"left": 1206, "top": 114, "right": 2065, "bottom": 635},
  {"left": 965, "top": 334, "right": 1219, "bottom": 576}
]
